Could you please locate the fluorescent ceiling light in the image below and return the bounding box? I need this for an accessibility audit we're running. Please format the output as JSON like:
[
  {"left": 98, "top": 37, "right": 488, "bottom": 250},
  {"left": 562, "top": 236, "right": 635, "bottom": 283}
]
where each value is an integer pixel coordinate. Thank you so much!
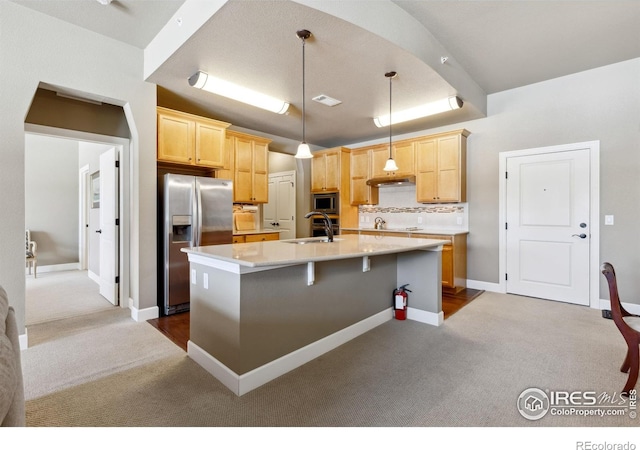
[
  {"left": 189, "top": 71, "right": 289, "bottom": 114},
  {"left": 373, "top": 96, "right": 463, "bottom": 127}
]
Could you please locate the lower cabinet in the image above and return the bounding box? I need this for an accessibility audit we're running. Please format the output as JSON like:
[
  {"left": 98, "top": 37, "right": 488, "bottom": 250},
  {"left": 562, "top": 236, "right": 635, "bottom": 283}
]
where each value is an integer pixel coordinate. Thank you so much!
[
  {"left": 233, "top": 232, "right": 279, "bottom": 243},
  {"left": 342, "top": 230, "right": 467, "bottom": 292}
]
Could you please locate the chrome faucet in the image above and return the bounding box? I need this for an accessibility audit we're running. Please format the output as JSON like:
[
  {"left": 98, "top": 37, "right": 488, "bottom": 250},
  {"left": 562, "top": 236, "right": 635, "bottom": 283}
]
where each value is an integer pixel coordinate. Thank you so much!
[{"left": 304, "top": 211, "right": 334, "bottom": 242}]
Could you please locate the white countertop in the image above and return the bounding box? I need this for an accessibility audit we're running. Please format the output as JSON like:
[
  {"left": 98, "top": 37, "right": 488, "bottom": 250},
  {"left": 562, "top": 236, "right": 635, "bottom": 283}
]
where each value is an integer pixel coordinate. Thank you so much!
[
  {"left": 341, "top": 227, "right": 469, "bottom": 236},
  {"left": 182, "top": 233, "right": 447, "bottom": 268}
]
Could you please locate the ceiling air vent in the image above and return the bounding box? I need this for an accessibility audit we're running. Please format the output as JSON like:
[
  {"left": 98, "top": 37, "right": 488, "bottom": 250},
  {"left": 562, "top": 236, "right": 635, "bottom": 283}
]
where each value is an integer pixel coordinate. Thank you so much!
[{"left": 312, "top": 94, "right": 342, "bottom": 107}]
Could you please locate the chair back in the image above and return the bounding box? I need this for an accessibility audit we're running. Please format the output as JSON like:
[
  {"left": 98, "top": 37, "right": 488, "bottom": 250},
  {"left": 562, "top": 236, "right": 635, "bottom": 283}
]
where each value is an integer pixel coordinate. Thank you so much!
[{"left": 601, "top": 262, "right": 632, "bottom": 334}]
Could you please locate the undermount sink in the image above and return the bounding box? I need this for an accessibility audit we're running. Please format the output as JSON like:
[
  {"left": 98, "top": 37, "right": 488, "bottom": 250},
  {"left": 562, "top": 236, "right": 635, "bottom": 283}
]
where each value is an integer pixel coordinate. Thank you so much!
[{"left": 282, "top": 237, "right": 343, "bottom": 245}]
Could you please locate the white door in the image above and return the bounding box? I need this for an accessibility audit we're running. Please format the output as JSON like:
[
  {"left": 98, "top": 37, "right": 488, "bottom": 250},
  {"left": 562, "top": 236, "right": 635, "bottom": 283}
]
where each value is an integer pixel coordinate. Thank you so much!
[
  {"left": 264, "top": 172, "right": 296, "bottom": 240},
  {"left": 99, "top": 147, "right": 119, "bottom": 305},
  {"left": 506, "top": 148, "right": 590, "bottom": 305}
]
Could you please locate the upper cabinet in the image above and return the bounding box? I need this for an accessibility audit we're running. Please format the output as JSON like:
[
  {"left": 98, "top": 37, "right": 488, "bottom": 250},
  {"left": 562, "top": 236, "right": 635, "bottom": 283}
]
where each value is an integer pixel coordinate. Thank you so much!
[
  {"left": 349, "top": 148, "right": 379, "bottom": 206},
  {"left": 218, "top": 130, "right": 271, "bottom": 204},
  {"left": 370, "top": 141, "right": 415, "bottom": 178},
  {"left": 415, "top": 129, "right": 469, "bottom": 203},
  {"left": 157, "top": 107, "right": 230, "bottom": 169},
  {"left": 311, "top": 148, "right": 341, "bottom": 192}
]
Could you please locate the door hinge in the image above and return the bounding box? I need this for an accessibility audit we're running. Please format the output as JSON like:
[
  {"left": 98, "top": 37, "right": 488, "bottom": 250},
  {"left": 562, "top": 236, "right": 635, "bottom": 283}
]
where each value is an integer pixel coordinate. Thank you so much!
[
  {"left": 115, "top": 276, "right": 119, "bottom": 284},
  {"left": 115, "top": 218, "right": 120, "bottom": 226},
  {"left": 115, "top": 160, "right": 120, "bottom": 168},
  {"left": 505, "top": 273, "right": 508, "bottom": 281},
  {"left": 505, "top": 171, "right": 508, "bottom": 179},
  {"left": 505, "top": 222, "right": 508, "bottom": 230}
]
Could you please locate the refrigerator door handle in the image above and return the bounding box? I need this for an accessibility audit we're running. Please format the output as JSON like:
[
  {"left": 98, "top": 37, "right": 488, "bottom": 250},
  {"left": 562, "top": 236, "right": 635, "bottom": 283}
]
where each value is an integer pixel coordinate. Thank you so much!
[{"left": 195, "top": 181, "right": 202, "bottom": 247}]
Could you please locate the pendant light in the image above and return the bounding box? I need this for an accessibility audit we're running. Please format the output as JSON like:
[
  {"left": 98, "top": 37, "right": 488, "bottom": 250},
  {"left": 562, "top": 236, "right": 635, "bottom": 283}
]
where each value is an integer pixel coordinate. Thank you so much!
[
  {"left": 295, "top": 29, "right": 313, "bottom": 159},
  {"left": 383, "top": 71, "right": 399, "bottom": 172}
]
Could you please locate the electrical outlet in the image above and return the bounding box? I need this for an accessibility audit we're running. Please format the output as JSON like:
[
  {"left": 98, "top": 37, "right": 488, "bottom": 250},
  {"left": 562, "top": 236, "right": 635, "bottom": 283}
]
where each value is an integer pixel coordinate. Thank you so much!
[
  {"left": 203, "top": 273, "right": 209, "bottom": 289},
  {"left": 456, "top": 217, "right": 463, "bottom": 225},
  {"left": 191, "top": 269, "right": 197, "bottom": 285},
  {"left": 417, "top": 217, "right": 423, "bottom": 224},
  {"left": 605, "top": 215, "right": 614, "bottom": 225},
  {"left": 365, "top": 216, "right": 370, "bottom": 223}
]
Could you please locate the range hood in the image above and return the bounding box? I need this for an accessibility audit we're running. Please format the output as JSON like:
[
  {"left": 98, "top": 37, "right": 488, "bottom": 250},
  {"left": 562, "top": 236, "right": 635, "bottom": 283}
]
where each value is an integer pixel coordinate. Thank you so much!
[{"left": 366, "top": 175, "right": 416, "bottom": 187}]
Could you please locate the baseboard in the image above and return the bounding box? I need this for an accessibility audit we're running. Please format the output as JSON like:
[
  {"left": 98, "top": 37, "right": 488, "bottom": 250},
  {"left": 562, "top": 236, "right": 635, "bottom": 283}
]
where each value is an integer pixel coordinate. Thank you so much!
[
  {"left": 28, "top": 262, "right": 80, "bottom": 275},
  {"left": 19, "top": 330, "right": 28, "bottom": 350},
  {"left": 599, "top": 298, "right": 640, "bottom": 315},
  {"left": 129, "top": 298, "right": 159, "bottom": 322},
  {"left": 407, "top": 307, "right": 443, "bottom": 326},
  {"left": 188, "top": 308, "right": 393, "bottom": 396},
  {"left": 87, "top": 270, "right": 99, "bottom": 284},
  {"left": 467, "top": 279, "right": 503, "bottom": 293}
]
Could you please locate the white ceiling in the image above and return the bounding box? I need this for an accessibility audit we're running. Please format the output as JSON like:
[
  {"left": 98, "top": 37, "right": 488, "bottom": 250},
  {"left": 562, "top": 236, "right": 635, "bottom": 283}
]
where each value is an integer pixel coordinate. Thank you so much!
[{"left": 10, "top": 0, "right": 640, "bottom": 151}]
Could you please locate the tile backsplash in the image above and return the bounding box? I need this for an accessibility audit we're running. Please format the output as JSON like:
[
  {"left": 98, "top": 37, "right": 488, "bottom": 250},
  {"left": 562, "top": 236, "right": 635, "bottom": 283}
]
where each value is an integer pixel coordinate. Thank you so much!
[{"left": 357, "top": 185, "right": 468, "bottom": 231}]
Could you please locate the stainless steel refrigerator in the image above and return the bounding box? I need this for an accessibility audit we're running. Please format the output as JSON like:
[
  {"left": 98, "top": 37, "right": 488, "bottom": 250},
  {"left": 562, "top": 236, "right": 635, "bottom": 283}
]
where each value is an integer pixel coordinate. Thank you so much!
[{"left": 162, "top": 174, "right": 232, "bottom": 315}]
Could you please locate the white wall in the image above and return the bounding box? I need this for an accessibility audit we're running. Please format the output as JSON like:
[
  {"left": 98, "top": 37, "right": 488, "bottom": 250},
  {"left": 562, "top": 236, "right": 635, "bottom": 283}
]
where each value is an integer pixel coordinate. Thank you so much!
[
  {"left": 25, "top": 134, "right": 80, "bottom": 266},
  {"left": 352, "top": 58, "right": 640, "bottom": 300},
  {"left": 0, "top": 2, "right": 158, "bottom": 333}
]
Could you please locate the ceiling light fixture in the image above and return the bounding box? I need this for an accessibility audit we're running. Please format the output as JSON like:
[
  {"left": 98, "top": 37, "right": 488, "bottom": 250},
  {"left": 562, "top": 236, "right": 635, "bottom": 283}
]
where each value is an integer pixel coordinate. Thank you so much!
[
  {"left": 188, "top": 71, "right": 290, "bottom": 115},
  {"left": 383, "top": 71, "right": 399, "bottom": 172},
  {"left": 373, "top": 96, "right": 463, "bottom": 128},
  {"left": 295, "top": 29, "right": 313, "bottom": 159},
  {"left": 96, "top": 0, "right": 113, "bottom": 5}
]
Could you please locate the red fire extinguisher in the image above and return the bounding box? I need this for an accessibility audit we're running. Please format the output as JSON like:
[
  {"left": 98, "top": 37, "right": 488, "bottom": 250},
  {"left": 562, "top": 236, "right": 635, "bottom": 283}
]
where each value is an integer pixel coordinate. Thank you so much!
[{"left": 393, "top": 284, "right": 411, "bottom": 320}]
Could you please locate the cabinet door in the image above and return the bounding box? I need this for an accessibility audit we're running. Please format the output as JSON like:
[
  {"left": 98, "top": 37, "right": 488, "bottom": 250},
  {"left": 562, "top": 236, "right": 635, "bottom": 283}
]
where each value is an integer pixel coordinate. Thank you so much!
[
  {"left": 157, "top": 111, "right": 194, "bottom": 164},
  {"left": 311, "top": 155, "right": 327, "bottom": 192},
  {"left": 252, "top": 141, "right": 269, "bottom": 203},
  {"left": 393, "top": 141, "right": 415, "bottom": 176},
  {"left": 234, "top": 137, "right": 254, "bottom": 202},
  {"left": 441, "top": 244, "right": 454, "bottom": 288},
  {"left": 194, "top": 120, "right": 226, "bottom": 168},
  {"left": 350, "top": 150, "right": 376, "bottom": 205},
  {"left": 435, "top": 134, "right": 461, "bottom": 202},
  {"left": 370, "top": 145, "right": 391, "bottom": 178},
  {"left": 416, "top": 139, "right": 438, "bottom": 202},
  {"left": 324, "top": 151, "right": 340, "bottom": 191}
]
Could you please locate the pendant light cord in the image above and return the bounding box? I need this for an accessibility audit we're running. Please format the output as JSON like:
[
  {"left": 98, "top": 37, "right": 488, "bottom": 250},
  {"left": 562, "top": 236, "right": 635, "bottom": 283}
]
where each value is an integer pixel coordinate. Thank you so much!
[
  {"left": 301, "top": 36, "right": 306, "bottom": 143},
  {"left": 389, "top": 73, "right": 392, "bottom": 158}
]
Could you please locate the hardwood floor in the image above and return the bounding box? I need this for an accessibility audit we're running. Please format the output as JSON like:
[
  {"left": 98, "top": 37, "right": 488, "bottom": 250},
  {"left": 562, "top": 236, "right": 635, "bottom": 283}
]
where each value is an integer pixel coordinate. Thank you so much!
[{"left": 147, "top": 288, "right": 484, "bottom": 351}]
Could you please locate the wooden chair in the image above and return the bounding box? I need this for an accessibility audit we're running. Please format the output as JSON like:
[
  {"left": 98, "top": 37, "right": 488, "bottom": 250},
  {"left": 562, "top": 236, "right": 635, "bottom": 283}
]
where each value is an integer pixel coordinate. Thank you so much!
[
  {"left": 601, "top": 262, "right": 640, "bottom": 395},
  {"left": 25, "top": 229, "right": 37, "bottom": 278}
]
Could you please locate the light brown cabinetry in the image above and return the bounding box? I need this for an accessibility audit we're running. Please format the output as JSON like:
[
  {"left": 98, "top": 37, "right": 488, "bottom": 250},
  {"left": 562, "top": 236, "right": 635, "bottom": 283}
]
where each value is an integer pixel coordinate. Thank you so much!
[
  {"left": 342, "top": 230, "right": 467, "bottom": 292},
  {"left": 370, "top": 141, "right": 415, "bottom": 178},
  {"left": 349, "top": 148, "right": 378, "bottom": 206},
  {"left": 217, "top": 130, "right": 270, "bottom": 204},
  {"left": 311, "top": 148, "right": 341, "bottom": 192},
  {"left": 412, "top": 233, "right": 467, "bottom": 292},
  {"left": 415, "top": 130, "right": 469, "bottom": 203},
  {"left": 157, "top": 107, "right": 230, "bottom": 169},
  {"left": 233, "top": 232, "right": 279, "bottom": 243},
  {"left": 310, "top": 147, "right": 358, "bottom": 228}
]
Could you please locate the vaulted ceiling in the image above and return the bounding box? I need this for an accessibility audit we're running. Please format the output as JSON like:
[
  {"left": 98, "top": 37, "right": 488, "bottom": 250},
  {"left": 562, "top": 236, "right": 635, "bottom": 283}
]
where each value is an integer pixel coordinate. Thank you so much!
[{"left": 11, "top": 0, "right": 640, "bottom": 151}]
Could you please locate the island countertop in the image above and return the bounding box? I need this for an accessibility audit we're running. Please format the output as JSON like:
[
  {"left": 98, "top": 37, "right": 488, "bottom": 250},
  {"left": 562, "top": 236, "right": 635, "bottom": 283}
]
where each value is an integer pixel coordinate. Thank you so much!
[{"left": 182, "top": 233, "right": 447, "bottom": 268}]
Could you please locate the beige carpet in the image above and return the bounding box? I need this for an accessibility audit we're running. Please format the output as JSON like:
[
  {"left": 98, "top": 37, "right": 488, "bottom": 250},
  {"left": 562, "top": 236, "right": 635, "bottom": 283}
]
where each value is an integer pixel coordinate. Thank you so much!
[
  {"left": 26, "top": 270, "right": 114, "bottom": 326},
  {"left": 24, "top": 291, "right": 638, "bottom": 427}
]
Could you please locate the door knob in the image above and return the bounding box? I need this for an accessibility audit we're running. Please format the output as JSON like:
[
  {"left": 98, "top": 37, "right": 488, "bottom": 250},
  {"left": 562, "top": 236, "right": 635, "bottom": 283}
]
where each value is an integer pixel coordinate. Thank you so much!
[{"left": 572, "top": 233, "right": 587, "bottom": 239}]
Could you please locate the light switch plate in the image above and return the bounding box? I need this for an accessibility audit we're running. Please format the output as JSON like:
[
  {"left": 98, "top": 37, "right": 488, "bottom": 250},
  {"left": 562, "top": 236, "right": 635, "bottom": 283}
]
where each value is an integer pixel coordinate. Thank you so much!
[
  {"left": 605, "top": 215, "right": 614, "bottom": 225},
  {"left": 191, "top": 269, "right": 197, "bottom": 284},
  {"left": 203, "top": 273, "right": 209, "bottom": 289}
]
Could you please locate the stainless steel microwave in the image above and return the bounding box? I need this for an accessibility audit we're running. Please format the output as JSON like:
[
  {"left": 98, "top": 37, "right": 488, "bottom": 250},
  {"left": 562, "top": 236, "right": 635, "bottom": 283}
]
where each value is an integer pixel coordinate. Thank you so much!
[{"left": 312, "top": 193, "right": 338, "bottom": 214}]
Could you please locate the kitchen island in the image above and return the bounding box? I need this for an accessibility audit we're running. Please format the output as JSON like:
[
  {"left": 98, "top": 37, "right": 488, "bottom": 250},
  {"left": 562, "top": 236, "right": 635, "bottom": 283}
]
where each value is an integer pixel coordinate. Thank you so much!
[{"left": 182, "top": 234, "right": 446, "bottom": 395}]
